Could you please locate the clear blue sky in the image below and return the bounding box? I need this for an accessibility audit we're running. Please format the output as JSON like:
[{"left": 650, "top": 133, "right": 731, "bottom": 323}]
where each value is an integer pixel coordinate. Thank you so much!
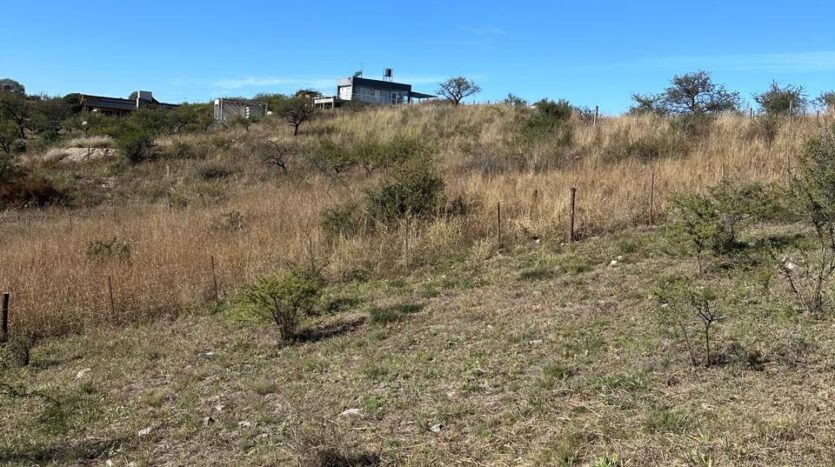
[{"left": 2, "top": 0, "right": 834, "bottom": 113}]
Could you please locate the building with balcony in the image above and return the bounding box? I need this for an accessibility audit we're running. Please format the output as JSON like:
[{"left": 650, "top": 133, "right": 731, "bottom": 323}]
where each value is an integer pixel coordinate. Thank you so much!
[{"left": 314, "top": 69, "right": 435, "bottom": 109}]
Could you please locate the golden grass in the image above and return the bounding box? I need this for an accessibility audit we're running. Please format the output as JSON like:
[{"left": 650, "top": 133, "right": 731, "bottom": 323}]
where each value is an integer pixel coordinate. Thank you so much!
[{"left": 1, "top": 105, "right": 831, "bottom": 335}]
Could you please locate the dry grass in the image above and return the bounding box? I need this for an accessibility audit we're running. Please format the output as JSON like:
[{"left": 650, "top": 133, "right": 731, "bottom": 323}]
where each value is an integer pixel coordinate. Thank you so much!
[
  {"left": 2, "top": 228, "right": 833, "bottom": 465},
  {"left": 1, "top": 105, "right": 831, "bottom": 336}
]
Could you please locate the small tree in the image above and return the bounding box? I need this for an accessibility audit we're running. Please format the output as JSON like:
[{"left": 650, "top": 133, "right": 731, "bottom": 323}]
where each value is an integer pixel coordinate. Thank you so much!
[
  {"left": 777, "top": 129, "right": 835, "bottom": 315},
  {"left": 503, "top": 93, "right": 527, "bottom": 107},
  {"left": 816, "top": 91, "right": 835, "bottom": 112},
  {"left": 754, "top": 81, "right": 807, "bottom": 116},
  {"left": 437, "top": 77, "right": 481, "bottom": 106},
  {"left": 655, "top": 275, "right": 723, "bottom": 367},
  {"left": 242, "top": 269, "right": 322, "bottom": 342},
  {"left": 278, "top": 96, "right": 316, "bottom": 136},
  {"left": 629, "top": 71, "right": 739, "bottom": 115},
  {"left": 668, "top": 181, "right": 774, "bottom": 270}
]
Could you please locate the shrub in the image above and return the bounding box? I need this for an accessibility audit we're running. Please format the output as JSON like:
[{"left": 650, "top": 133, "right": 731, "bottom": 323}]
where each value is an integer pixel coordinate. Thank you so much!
[
  {"left": 116, "top": 128, "right": 154, "bottom": 163},
  {"left": 748, "top": 115, "right": 782, "bottom": 144},
  {"left": 365, "top": 155, "right": 444, "bottom": 224},
  {"left": 311, "top": 139, "right": 354, "bottom": 177},
  {"left": 197, "top": 162, "right": 234, "bottom": 180},
  {"left": 655, "top": 275, "right": 723, "bottom": 367},
  {"left": 321, "top": 202, "right": 364, "bottom": 237},
  {"left": 754, "top": 81, "right": 808, "bottom": 116},
  {"left": 776, "top": 128, "right": 835, "bottom": 315},
  {"left": 85, "top": 238, "right": 131, "bottom": 262},
  {"left": 668, "top": 181, "right": 775, "bottom": 269},
  {"left": 0, "top": 175, "right": 67, "bottom": 208},
  {"left": 241, "top": 269, "right": 323, "bottom": 342}
]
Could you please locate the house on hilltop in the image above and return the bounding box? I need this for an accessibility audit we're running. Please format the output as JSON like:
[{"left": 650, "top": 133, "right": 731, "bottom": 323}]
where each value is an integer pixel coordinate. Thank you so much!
[
  {"left": 314, "top": 69, "right": 435, "bottom": 109},
  {"left": 79, "top": 90, "right": 178, "bottom": 116}
]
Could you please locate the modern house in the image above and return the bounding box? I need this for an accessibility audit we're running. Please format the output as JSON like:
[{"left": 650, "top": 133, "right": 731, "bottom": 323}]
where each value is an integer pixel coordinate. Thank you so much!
[
  {"left": 314, "top": 69, "right": 435, "bottom": 109},
  {"left": 213, "top": 98, "right": 268, "bottom": 123},
  {"left": 79, "top": 91, "right": 178, "bottom": 116}
]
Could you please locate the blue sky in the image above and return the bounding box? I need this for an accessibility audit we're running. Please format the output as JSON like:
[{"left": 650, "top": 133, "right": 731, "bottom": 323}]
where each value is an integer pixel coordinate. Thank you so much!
[{"left": 2, "top": 0, "right": 834, "bottom": 113}]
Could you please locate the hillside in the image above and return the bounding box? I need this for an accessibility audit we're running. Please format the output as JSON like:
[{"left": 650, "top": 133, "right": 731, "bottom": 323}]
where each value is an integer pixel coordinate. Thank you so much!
[{"left": 3, "top": 103, "right": 835, "bottom": 465}]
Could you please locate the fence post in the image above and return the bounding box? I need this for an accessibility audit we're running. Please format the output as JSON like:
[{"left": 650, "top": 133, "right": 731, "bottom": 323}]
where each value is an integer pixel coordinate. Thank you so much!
[
  {"left": 530, "top": 189, "right": 539, "bottom": 220},
  {"left": 1, "top": 292, "right": 9, "bottom": 343},
  {"left": 496, "top": 201, "right": 502, "bottom": 248},
  {"left": 593, "top": 105, "right": 599, "bottom": 127},
  {"left": 107, "top": 276, "right": 116, "bottom": 319},
  {"left": 569, "top": 187, "right": 577, "bottom": 243},
  {"left": 210, "top": 255, "right": 219, "bottom": 301}
]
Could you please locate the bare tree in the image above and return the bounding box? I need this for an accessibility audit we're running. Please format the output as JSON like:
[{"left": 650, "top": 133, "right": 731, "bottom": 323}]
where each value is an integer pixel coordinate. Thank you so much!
[
  {"left": 437, "top": 77, "right": 481, "bottom": 106},
  {"left": 278, "top": 96, "right": 316, "bottom": 136}
]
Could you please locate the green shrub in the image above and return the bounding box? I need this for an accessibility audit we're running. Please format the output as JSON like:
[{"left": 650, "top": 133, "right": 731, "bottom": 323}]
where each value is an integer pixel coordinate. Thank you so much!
[
  {"left": 85, "top": 238, "right": 131, "bottom": 262},
  {"left": 365, "top": 155, "right": 444, "bottom": 224},
  {"left": 321, "top": 202, "right": 364, "bottom": 237},
  {"left": 197, "top": 162, "right": 234, "bottom": 180},
  {"left": 241, "top": 269, "right": 323, "bottom": 342},
  {"left": 116, "top": 128, "right": 154, "bottom": 163},
  {"left": 668, "top": 181, "right": 776, "bottom": 267}
]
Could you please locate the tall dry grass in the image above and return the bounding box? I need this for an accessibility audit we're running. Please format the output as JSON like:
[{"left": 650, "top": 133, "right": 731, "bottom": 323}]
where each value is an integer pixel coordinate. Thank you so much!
[{"left": 1, "top": 105, "right": 831, "bottom": 335}]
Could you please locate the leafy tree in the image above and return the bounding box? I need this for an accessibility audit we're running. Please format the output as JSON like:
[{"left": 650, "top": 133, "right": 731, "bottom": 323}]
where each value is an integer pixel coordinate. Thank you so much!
[
  {"left": 630, "top": 71, "right": 739, "bottom": 115},
  {"left": 0, "top": 78, "right": 25, "bottom": 95},
  {"left": 816, "top": 91, "right": 835, "bottom": 111},
  {"left": 0, "top": 87, "right": 27, "bottom": 140},
  {"left": 503, "top": 93, "right": 527, "bottom": 107},
  {"left": 629, "top": 93, "right": 666, "bottom": 115},
  {"left": 437, "top": 77, "right": 481, "bottom": 106},
  {"left": 169, "top": 104, "right": 213, "bottom": 133},
  {"left": 277, "top": 96, "right": 316, "bottom": 136},
  {"left": 754, "top": 81, "right": 807, "bottom": 116}
]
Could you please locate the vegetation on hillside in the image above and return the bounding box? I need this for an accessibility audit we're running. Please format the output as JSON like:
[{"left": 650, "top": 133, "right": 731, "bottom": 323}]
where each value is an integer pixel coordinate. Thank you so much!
[{"left": 2, "top": 73, "right": 835, "bottom": 464}]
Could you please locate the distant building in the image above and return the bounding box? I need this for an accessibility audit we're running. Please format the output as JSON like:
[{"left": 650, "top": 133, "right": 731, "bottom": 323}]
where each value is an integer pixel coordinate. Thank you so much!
[
  {"left": 213, "top": 98, "right": 268, "bottom": 123},
  {"left": 79, "top": 91, "right": 178, "bottom": 117},
  {"left": 314, "top": 69, "right": 435, "bottom": 109}
]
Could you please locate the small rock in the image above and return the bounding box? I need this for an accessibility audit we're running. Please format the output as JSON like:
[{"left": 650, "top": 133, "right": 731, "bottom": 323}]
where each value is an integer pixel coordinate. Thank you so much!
[
  {"left": 430, "top": 423, "right": 443, "bottom": 433},
  {"left": 616, "top": 255, "right": 623, "bottom": 261},
  {"left": 138, "top": 426, "right": 152, "bottom": 437},
  {"left": 203, "top": 416, "right": 214, "bottom": 426},
  {"left": 213, "top": 404, "right": 224, "bottom": 412},
  {"left": 529, "top": 339, "right": 543, "bottom": 346},
  {"left": 75, "top": 368, "right": 92, "bottom": 379},
  {"left": 609, "top": 260, "right": 618, "bottom": 267},
  {"left": 106, "top": 461, "right": 114, "bottom": 467},
  {"left": 339, "top": 408, "right": 361, "bottom": 417},
  {"left": 238, "top": 421, "right": 252, "bottom": 428}
]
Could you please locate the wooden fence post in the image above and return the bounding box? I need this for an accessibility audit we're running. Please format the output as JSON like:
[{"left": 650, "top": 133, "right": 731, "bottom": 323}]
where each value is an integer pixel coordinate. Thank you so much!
[
  {"left": 210, "top": 255, "right": 219, "bottom": 300},
  {"left": 1, "top": 292, "right": 9, "bottom": 343},
  {"left": 496, "top": 201, "right": 502, "bottom": 248},
  {"left": 569, "top": 187, "right": 577, "bottom": 243},
  {"left": 593, "top": 105, "right": 599, "bottom": 127},
  {"left": 107, "top": 276, "right": 116, "bottom": 319}
]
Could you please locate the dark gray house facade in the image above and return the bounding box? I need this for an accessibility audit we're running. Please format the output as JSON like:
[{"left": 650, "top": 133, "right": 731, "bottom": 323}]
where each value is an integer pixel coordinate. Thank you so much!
[{"left": 315, "top": 70, "right": 435, "bottom": 109}]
